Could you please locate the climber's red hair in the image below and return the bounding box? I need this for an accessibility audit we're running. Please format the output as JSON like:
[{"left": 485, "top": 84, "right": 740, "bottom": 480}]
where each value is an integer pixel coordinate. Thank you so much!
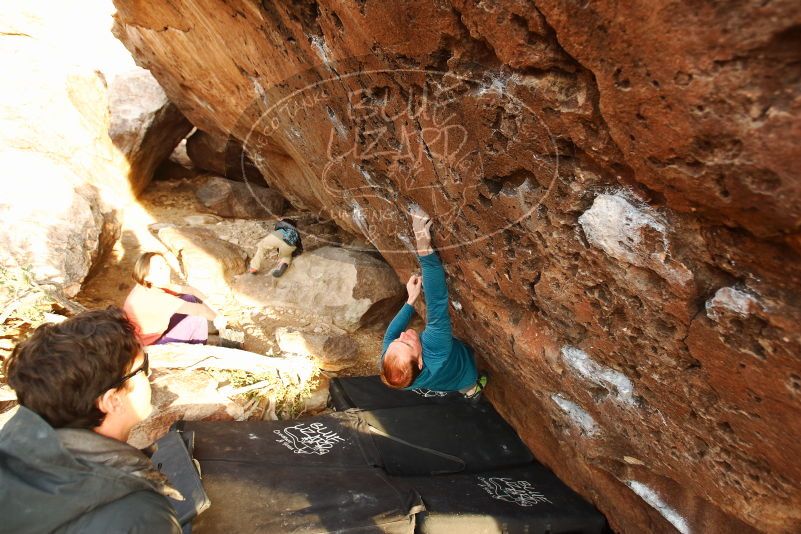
[{"left": 380, "top": 349, "right": 421, "bottom": 389}]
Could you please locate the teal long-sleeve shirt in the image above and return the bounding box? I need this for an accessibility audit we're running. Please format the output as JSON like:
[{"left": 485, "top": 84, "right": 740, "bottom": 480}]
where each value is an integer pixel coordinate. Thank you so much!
[{"left": 381, "top": 252, "right": 477, "bottom": 392}]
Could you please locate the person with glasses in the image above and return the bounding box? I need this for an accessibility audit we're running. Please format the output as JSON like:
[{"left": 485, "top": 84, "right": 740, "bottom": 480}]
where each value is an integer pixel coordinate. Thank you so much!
[
  {"left": 379, "top": 208, "right": 487, "bottom": 398},
  {"left": 0, "top": 307, "right": 181, "bottom": 533}
]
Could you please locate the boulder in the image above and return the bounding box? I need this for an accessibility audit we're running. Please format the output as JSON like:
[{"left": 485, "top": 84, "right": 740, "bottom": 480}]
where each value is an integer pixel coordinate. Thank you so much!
[
  {"left": 275, "top": 326, "right": 359, "bottom": 371},
  {"left": 195, "top": 176, "right": 287, "bottom": 219},
  {"left": 301, "top": 375, "right": 331, "bottom": 415},
  {"left": 146, "top": 342, "right": 316, "bottom": 378},
  {"left": 0, "top": 0, "right": 133, "bottom": 299},
  {"left": 153, "top": 138, "right": 199, "bottom": 181},
  {"left": 186, "top": 129, "right": 264, "bottom": 182},
  {"left": 157, "top": 226, "right": 247, "bottom": 295},
  {"left": 0, "top": 152, "right": 119, "bottom": 297},
  {"left": 108, "top": 68, "right": 193, "bottom": 195},
  {"left": 128, "top": 367, "right": 245, "bottom": 448},
  {"left": 169, "top": 138, "right": 194, "bottom": 168},
  {"left": 233, "top": 246, "right": 405, "bottom": 332}
]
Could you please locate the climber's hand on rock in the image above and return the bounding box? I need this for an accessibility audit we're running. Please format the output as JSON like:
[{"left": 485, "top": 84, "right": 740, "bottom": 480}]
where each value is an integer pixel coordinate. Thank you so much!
[
  {"left": 411, "top": 209, "right": 431, "bottom": 237},
  {"left": 411, "top": 208, "right": 433, "bottom": 255},
  {"left": 406, "top": 274, "right": 422, "bottom": 305}
]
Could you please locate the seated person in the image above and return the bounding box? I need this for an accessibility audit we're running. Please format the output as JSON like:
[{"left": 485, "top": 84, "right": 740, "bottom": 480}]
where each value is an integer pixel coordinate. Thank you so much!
[
  {"left": 380, "top": 209, "right": 486, "bottom": 397},
  {"left": 249, "top": 218, "right": 304, "bottom": 277},
  {"left": 0, "top": 307, "right": 181, "bottom": 533},
  {"left": 123, "top": 252, "right": 226, "bottom": 346}
]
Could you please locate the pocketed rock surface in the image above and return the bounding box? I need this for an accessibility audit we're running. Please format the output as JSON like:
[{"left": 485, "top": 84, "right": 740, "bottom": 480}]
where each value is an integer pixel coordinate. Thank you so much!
[{"left": 111, "top": 2, "right": 801, "bottom": 532}]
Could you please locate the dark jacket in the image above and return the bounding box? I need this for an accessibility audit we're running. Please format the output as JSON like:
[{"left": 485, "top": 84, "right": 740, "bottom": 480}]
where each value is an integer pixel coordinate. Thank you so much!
[{"left": 0, "top": 406, "right": 181, "bottom": 534}]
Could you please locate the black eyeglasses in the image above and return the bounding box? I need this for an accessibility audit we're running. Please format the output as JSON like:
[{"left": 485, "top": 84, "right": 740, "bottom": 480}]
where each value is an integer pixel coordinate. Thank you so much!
[{"left": 105, "top": 352, "right": 150, "bottom": 391}]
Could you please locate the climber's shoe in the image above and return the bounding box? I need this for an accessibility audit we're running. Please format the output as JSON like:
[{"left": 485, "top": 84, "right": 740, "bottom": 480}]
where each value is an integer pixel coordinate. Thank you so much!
[
  {"left": 465, "top": 373, "right": 488, "bottom": 404},
  {"left": 248, "top": 267, "right": 259, "bottom": 275},
  {"left": 272, "top": 262, "right": 289, "bottom": 278}
]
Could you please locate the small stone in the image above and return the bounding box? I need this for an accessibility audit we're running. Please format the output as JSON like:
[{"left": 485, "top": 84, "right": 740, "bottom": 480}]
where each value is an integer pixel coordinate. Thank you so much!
[{"left": 184, "top": 214, "right": 221, "bottom": 225}]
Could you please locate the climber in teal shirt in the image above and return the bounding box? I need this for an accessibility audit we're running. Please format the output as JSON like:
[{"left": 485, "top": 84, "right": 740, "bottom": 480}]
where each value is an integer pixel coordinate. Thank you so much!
[{"left": 380, "top": 208, "right": 484, "bottom": 396}]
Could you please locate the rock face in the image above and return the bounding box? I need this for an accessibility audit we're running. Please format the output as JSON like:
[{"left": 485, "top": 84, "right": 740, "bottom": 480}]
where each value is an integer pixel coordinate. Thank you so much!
[
  {"left": 128, "top": 367, "right": 246, "bottom": 448},
  {"left": 107, "top": 68, "right": 193, "bottom": 195},
  {"left": 113, "top": 2, "right": 801, "bottom": 532},
  {"left": 195, "top": 176, "right": 287, "bottom": 219},
  {"left": 233, "top": 246, "right": 405, "bottom": 332},
  {"left": 0, "top": 154, "right": 120, "bottom": 297},
  {"left": 0, "top": 0, "right": 134, "bottom": 297}
]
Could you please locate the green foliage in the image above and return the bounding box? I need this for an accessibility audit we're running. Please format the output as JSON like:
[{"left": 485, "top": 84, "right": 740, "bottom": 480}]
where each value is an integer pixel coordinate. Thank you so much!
[
  {"left": 206, "top": 365, "right": 321, "bottom": 419},
  {"left": 0, "top": 265, "right": 53, "bottom": 326}
]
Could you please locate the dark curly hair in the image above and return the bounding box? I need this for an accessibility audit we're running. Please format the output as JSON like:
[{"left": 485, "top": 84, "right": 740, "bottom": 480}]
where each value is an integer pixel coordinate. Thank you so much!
[{"left": 4, "top": 307, "right": 142, "bottom": 429}]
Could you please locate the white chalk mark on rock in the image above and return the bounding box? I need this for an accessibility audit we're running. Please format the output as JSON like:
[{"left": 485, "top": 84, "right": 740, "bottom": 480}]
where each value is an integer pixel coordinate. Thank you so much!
[
  {"left": 551, "top": 393, "right": 598, "bottom": 436},
  {"left": 626, "top": 481, "right": 690, "bottom": 534},
  {"left": 251, "top": 77, "right": 268, "bottom": 105},
  {"left": 310, "top": 35, "right": 332, "bottom": 67},
  {"left": 561, "top": 346, "right": 635, "bottom": 405},
  {"left": 578, "top": 193, "right": 694, "bottom": 291},
  {"left": 326, "top": 106, "right": 347, "bottom": 139},
  {"left": 351, "top": 203, "right": 368, "bottom": 235},
  {"left": 705, "top": 287, "right": 762, "bottom": 321}
]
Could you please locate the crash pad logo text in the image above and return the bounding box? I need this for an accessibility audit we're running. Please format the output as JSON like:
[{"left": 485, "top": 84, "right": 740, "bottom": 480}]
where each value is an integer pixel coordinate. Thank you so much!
[
  {"left": 274, "top": 422, "right": 345, "bottom": 455},
  {"left": 477, "top": 476, "right": 552, "bottom": 506}
]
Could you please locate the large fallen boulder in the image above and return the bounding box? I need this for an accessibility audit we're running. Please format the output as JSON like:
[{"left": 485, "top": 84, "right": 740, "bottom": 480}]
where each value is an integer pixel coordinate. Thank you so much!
[
  {"left": 275, "top": 326, "right": 359, "bottom": 371},
  {"left": 128, "top": 367, "right": 245, "bottom": 448},
  {"left": 157, "top": 225, "right": 247, "bottom": 295},
  {"left": 0, "top": 152, "right": 120, "bottom": 297},
  {"left": 108, "top": 68, "right": 193, "bottom": 195},
  {"left": 186, "top": 129, "right": 264, "bottom": 182},
  {"left": 196, "top": 175, "right": 287, "bottom": 219},
  {"left": 234, "top": 246, "right": 404, "bottom": 332}
]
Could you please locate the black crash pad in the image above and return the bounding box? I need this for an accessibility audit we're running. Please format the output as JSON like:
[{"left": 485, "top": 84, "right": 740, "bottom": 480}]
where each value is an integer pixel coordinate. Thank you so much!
[
  {"left": 184, "top": 412, "right": 380, "bottom": 468},
  {"left": 152, "top": 430, "right": 210, "bottom": 527},
  {"left": 393, "top": 464, "right": 608, "bottom": 534},
  {"left": 191, "top": 463, "right": 421, "bottom": 534},
  {"left": 182, "top": 416, "right": 421, "bottom": 534},
  {"left": 329, "top": 375, "right": 469, "bottom": 411},
  {"left": 360, "top": 403, "right": 533, "bottom": 476}
]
